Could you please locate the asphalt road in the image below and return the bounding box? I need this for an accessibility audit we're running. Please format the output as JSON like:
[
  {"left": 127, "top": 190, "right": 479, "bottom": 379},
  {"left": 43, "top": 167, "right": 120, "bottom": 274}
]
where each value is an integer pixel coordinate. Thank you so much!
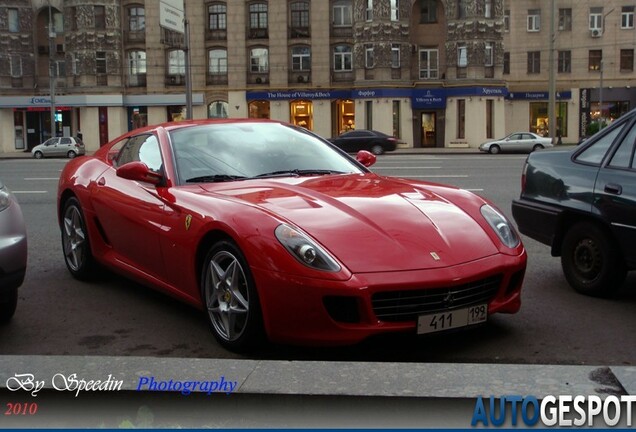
[{"left": 1, "top": 155, "right": 635, "bottom": 365}]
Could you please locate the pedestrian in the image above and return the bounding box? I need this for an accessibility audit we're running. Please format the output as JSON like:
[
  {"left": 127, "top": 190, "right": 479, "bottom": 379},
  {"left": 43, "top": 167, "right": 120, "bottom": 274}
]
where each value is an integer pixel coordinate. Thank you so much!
[{"left": 76, "top": 129, "right": 83, "bottom": 142}]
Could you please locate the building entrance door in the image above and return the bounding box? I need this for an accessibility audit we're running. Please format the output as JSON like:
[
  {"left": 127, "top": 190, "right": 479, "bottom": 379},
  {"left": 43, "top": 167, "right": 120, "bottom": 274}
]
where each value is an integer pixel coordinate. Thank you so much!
[{"left": 421, "top": 112, "right": 436, "bottom": 147}]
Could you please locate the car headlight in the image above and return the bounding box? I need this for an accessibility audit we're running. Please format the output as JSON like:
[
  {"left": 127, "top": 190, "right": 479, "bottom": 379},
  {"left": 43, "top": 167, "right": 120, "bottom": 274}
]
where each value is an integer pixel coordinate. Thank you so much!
[
  {"left": 0, "top": 186, "right": 10, "bottom": 212},
  {"left": 275, "top": 224, "right": 341, "bottom": 272},
  {"left": 480, "top": 204, "right": 520, "bottom": 248}
]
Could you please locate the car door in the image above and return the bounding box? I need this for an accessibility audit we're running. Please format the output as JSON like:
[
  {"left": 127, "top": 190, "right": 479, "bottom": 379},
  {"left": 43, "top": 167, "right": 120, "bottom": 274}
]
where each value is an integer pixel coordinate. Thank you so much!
[
  {"left": 43, "top": 138, "right": 60, "bottom": 156},
  {"left": 89, "top": 133, "right": 168, "bottom": 280},
  {"left": 594, "top": 123, "right": 636, "bottom": 267},
  {"left": 505, "top": 133, "right": 523, "bottom": 151},
  {"left": 59, "top": 137, "right": 73, "bottom": 156},
  {"left": 520, "top": 133, "right": 536, "bottom": 152}
]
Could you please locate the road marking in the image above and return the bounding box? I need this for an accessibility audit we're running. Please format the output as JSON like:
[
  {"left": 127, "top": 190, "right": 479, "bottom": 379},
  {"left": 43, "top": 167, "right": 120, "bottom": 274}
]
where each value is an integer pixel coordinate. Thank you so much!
[{"left": 12, "top": 190, "right": 48, "bottom": 194}]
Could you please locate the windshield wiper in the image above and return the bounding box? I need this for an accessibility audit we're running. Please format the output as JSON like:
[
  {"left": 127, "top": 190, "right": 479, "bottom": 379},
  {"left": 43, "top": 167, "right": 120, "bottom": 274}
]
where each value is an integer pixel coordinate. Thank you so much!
[
  {"left": 253, "top": 169, "right": 345, "bottom": 178},
  {"left": 186, "top": 174, "right": 248, "bottom": 183}
]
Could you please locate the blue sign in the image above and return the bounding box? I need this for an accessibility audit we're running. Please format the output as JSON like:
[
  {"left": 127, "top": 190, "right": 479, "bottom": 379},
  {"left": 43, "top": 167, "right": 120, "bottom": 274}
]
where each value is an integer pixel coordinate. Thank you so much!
[
  {"left": 507, "top": 91, "right": 572, "bottom": 100},
  {"left": 412, "top": 89, "right": 446, "bottom": 109}
]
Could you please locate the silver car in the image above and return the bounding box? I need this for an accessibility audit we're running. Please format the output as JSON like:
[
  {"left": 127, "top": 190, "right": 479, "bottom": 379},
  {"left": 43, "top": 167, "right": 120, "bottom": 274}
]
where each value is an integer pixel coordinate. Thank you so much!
[
  {"left": 32, "top": 136, "right": 85, "bottom": 159},
  {"left": 0, "top": 179, "right": 27, "bottom": 322},
  {"left": 479, "top": 132, "right": 554, "bottom": 154}
]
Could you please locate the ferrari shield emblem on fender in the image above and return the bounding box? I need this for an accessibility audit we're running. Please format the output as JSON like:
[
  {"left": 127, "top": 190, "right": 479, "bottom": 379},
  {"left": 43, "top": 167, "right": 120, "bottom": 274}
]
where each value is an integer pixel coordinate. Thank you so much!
[
  {"left": 185, "top": 214, "right": 192, "bottom": 231},
  {"left": 430, "top": 252, "right": 440, "bottom": 261}
]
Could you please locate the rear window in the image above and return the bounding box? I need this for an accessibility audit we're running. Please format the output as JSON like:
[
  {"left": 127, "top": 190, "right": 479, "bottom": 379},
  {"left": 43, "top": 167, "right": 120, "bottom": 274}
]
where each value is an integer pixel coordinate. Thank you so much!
[{"left": 575, "top": 123, "right": 626, "bottom": 165}]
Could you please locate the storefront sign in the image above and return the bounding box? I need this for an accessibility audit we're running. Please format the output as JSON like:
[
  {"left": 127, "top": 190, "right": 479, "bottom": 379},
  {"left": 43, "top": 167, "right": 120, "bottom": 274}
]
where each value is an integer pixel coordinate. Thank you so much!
[
  {"left": 507, "top": 91, "right": 572, "bottom": 100},
  {"left": 412, "top": 89, "right": 446, "bottom": 109}
]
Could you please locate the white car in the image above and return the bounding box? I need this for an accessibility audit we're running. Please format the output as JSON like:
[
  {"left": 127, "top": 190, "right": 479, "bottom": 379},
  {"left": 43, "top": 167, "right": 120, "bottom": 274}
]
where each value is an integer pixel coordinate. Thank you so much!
[
  {"left": 32, "top": 137, "right": 85, "bottom": 159},
  {"left": 479, "top": 132, "right": 554, "bottom": 154}
]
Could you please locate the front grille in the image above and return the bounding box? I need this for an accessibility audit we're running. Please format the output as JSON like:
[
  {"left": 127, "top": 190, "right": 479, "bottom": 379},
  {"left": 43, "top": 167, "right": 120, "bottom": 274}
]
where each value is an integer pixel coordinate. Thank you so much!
[{"left": 371, "top": 275, "right": 502, "bottom": 322}]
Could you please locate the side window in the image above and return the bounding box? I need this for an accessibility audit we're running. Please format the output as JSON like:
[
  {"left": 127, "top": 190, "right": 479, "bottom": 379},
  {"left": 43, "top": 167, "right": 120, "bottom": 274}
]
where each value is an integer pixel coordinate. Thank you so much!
[
  {"left": 608, "top": 124, "right": 636, "bottom": 169},
  {"left": 115, "top": 134, "right": 163, "bottom": 172},
  {"left": 575, "top": 123, "right": 626, "bottom": 165},
  {"left": 60, "top": 138, "right": 72, "bottom": 145},
  {"left": 108, "top": 138, "right": 129, "bottom": 166}
]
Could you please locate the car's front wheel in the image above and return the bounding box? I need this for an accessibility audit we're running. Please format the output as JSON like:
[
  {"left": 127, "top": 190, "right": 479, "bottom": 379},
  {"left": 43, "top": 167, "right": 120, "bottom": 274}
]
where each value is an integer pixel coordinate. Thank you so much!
[
  {"left": 201, "top": 240, "right": 264, "bottom": 351},
  {"left": 560, "top": 222, "right": 626, "bottom": 297},
  {"left": 370, "top": 144, "right": 384, "bottom": 155},
  {"left": 61, "top": 197, "right": 97, "bottom": 280},
  {"left": 33, "top": 151, "right": 43, "bottom": 159},
  {"left": 489, "top": 145, "right": 501, "bottom": 154},
  {"left": 67, "top": 150, "right": 77, "bottom": 159},
  {"left": 0, "top": 287, "right": 17, "bottom": 324}
]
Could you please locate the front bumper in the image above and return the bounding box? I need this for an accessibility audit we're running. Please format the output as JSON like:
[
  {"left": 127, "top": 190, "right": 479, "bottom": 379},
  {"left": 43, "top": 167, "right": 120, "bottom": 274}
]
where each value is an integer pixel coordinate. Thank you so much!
[
  {"left": 253, "top": 251, "right": 527, "bottom": 345},
  {"left": 0, "top": 200, "right": 28, "bottom": 292}
]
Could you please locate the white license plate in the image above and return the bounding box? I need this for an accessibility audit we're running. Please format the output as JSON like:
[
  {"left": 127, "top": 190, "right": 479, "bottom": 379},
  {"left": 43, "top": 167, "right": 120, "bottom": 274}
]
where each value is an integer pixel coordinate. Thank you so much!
[{"left": 417, "top": 304, "right": 488, "bottom": 334}]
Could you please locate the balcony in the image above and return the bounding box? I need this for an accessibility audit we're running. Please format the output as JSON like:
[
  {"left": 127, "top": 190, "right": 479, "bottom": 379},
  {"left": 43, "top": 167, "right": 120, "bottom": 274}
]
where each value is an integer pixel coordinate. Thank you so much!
[
  {"left": 330, "top": 26, "right": 353, "bottom": 38},
  {"left": 289, "top": 26, "right": 310, "bottom": 39},
  {"left": 206, "top": 29, "right": 227, "bottom": 41},
  {"left": 248, "top": 28, "right": 268, "bottom": 39},
  {"left": 124, "top": 30, "right": 146, "bottom": 44},
  {"left": 331, "top": 71, "right": 354, "bottom": 82}
]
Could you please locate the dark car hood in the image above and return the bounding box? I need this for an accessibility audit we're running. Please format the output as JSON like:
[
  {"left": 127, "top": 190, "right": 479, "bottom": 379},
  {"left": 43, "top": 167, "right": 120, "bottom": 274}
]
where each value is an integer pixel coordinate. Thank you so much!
[{"left": 199, "top": 174, "right": 498, "bottom": 272}]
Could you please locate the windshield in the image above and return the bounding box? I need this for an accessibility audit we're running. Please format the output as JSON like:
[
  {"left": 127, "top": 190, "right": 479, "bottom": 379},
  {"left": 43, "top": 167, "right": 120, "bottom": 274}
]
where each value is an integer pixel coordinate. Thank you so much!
[{"left": 169, "top": 122, "right": 365, "bottom": 184}]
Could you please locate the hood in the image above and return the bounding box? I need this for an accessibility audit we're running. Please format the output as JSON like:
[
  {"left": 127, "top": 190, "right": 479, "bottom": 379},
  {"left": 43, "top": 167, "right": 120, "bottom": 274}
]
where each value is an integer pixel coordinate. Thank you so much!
[{"left": 200, "top": 174, "right": 499, "bottom": 273}]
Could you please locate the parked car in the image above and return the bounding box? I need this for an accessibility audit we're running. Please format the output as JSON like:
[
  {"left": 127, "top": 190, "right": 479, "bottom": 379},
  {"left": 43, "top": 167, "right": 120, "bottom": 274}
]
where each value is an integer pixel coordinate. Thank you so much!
[
  {"left": 32, "top": 137, "right": 85, "bottom": 159},
  {"left": 328, "top": 129, "right": 398, "bottom": 155},
  {"left": 58, "top": 119, "right": 526, "bottom": 351},
  {"left": 512, "top": 108, "right": 636, "bottom": 297},
  {"left": 479, "top": 132, "right": 553, "bottom": 154},
  {"left": 0, "top": 179, "right": 27, "bottom": 323}
]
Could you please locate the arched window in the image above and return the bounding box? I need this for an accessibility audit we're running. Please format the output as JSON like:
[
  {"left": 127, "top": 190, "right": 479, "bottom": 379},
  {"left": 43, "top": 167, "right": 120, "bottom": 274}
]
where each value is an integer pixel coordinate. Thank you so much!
[
  {"left": 291, "top": 46, "right": 311, "bottom": 71},
  {"left": 128, "top": 6, "right": 145, "bottom": 31},
  {"left": 250, "top": 47, "right": 269, "bottom": 72},
  {"left": 208, "top": 101, "right": 228, "bottom": 118},
  {"left": 208, "top": 3, "right": 227, "bottom": 29},
  {"left": 128, "top": 50, "right": 146, "bottom": 75},
  {"left": 208, "top": 49, "right": 227, "bottom": 74},
  {"left": 332, "top": 0, "right": 352, "bottom": 26},
  {"left": 168, "top": 50, "right": 186, "bottom": 75}
]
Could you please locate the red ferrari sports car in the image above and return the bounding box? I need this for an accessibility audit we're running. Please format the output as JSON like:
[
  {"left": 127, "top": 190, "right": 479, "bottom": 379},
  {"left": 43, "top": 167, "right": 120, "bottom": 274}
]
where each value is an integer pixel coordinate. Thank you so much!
[{"left": 57, "top": 119, "right": 526, "bottom": 351}]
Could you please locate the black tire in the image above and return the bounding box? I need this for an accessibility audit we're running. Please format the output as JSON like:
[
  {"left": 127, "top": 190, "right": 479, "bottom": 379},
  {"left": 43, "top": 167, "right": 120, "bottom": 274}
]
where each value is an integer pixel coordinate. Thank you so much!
[
  {"left": 34, "top": 151, "right": 43, "bottom": 159},
  {"left": 61, "top": 197, "right": 97, "bottom": 280},
  {"left": 370, "top": 144, "right": 384, "bottom": 155},
  {"left": 67, "top": 150, "right": 77, "bottom": 159},
  {"left": 532, "top": 144, "right": 544, "bottom": 151},
  {"left": 560, "top": 222, "right": 626, "bottom": 297},
  {"left": 200, "top": 240, "right": 264, "bottom": 351},
  {"left": 0, "top": 287, "right": 18, "bottom": 324},
  {"left": 489, "top": 145, "right": 501, "bottom": 154}
]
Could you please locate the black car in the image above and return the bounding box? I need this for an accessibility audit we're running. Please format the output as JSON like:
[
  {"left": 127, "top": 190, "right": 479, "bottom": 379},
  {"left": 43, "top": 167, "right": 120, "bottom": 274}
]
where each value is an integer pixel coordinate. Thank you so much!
[
  {"left": 329, "top": 130, "right": 398, "bottom": 155},
  {"left": 512, "top": 109, "right": 636, "bottom": 297}
]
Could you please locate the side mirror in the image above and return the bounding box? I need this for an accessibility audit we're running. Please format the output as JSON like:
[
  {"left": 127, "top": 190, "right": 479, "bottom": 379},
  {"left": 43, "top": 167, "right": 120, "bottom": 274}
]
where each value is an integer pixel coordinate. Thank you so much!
[
  {"left": 116, "top": 161, "right": 162, "bottom": 185},
  {"left": 356, "top": 150, "right": 376, "bottom": 167}
]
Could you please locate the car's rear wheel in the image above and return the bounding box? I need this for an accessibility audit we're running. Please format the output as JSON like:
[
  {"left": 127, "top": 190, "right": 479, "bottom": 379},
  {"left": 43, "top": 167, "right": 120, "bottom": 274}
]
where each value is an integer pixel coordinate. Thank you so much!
[
  {"left": 201, "top": 240, "right": 264, "bottom": 351},
  {"left": 532, "top": 144, "right": 544, "bottom": 151},
  {"left": 560, "top": 222, "right": 626, "bottom": 297},
  {"left": 370, "top": 144, "right": 384, "bottom": 155},
  {"left": 67, "top": 150, "right": 77, "bottom": 159},
  {"left": 488, "top": 145, "right": 501, "bottom": 154},
  {"left": 61, "top": 197, "right": 97, "bottom": 280},
  {"left": 0, "top": 287, "right": 18, "bottom": 324},
  {"left": 34, "top": 151, "right": 43, "bottom": 159}
]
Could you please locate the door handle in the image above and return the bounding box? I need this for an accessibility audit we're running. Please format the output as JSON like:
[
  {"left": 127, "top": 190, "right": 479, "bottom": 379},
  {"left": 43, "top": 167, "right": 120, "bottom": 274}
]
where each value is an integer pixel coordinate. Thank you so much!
[{"left": 604, "top": 183, "right": 622, "bottom": 195}]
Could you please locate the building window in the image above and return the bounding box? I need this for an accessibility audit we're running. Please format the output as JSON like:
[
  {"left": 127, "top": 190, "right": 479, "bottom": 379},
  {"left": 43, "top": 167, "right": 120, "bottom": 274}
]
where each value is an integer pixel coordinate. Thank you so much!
[
  {"left": 53, "top": 11, "right": 64, "bottom": 33},
  {"left": 457, "top": 0, "right": 467, "bottom": 19},
  {"left": 391, "top": 0, "right": 399, "bottom": 21},
  {"left": 485, "top": 0, "right": 492, "bottom": 18},
  {"left": 250, "top": 47, "right": 269, "bottom": 72},
  {"left": 622, "top": 6, "right": 634, "bottom": 29},
  {"left": 420, "top": 0, "right": 436, "bottom": 23},
  {"left": 503, "top": 52, "right": 510, "bottom": 74},
  {"left": 168, "top": 49, "right": 185, "bottom": 75},
  {"left": 366, "top": 0, "right": 373, "bottom": 21},
  {"left": 589, "top": 49, "right": 602, "bottom": 71},
  {"left": 333, "top": 0, "right": 352, "bottom": 26},
  {"left": 95, "top": 5, "right": 106, "bottom": 30},
  {"left": 250, "top": 3, "right": 268, "bottom": 29},
  {"left": 208, "top": 101, "right": 228, "bottom": 118},
  {"left": 457, "top": 44, "right": 467, "bottom": 67},
  {"left": 128, "top": 6, "right": 145, "bottom": 31},
  {"left": 209, "top": 49, "right": 228, "bottom": 74},
  {"left": 486, "top": 99, "right": 494, "bottom": 139},
  {"left": 504, "top": 9, "right": 510, "bottom": 31},
  {"left": 620, "top": 49, "right": 634, "bottom": 72},
  {"left": 391, "top": 44, "right": 400, "bottom": 68},
  {"left": 291, "top": 1, "right": 309, "bottom": 28},
  {"left": 10, "top": 55, "right": 22, "bottom": 77},
  {"left": 365, "top": 100, "right": 373, "bottom": 129},
  {"left": 128, "top": 50, "right": 146, "bottom": 75},
  {"left": 96, "top": 51, "right": 107, "bottom": 74},
  {"left": 527, "top": 51, "right": 540, "bottom": 74},
  {"left": 589, "top": 7, "right": 603, "bottom": 31},
  {"left": 365, "top": 44, "right": 374, "bottom": 68},
  {"left": 209, "top": 4, "right": 227, "bottom": 30},
  {"left": 457, "top": 99, "right": 465, "bottom": 139},
  {"left": 392, "top": 101, "right": 401, "bottom": 139},
  {"left": 558, "top": 8, "right": 572, "bottom": 31},
  {"left": 69, "top": 7, "right": 77, "bottom": 31},
  {"left": 527, "top": 9, "right": 540, "bottom": 32},
  {"left": 8, "top": 8, "right": 19, "bottom": 33},
  {"left": 71, "top": 54, "right": 80, "bottom": 75},
  {"left": 291, "top": 46, "right": 311, "bottom": 71},
  {"left": 485, "top": 42, "right": 494, "bottom": 67},
  {"left": 558, "top": 50, "right": 571, "bottom": 73},
  {"left": 333, "top": 45, "right": 352, "bottom": 71},
  {"left": 419, "top": 49, "right": 439, "bottom": 79}
]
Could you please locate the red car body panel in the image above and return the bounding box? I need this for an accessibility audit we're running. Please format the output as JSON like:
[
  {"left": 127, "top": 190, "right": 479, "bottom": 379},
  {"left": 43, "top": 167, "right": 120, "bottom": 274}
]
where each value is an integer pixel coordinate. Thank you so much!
[{"left": 57, "top": 120, "right": 527, "bottom": 346}]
